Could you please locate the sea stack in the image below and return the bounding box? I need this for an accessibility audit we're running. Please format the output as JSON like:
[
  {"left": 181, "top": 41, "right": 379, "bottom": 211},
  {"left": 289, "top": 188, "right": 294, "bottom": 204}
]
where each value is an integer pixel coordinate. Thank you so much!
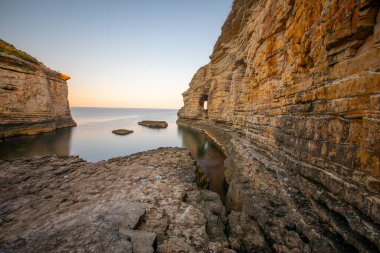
[
  {"left": 0, "top": 39, "right": 76, "bottom": 138},
  {"left": 178, "top": 0, "right": 380, "bottom": 252}
]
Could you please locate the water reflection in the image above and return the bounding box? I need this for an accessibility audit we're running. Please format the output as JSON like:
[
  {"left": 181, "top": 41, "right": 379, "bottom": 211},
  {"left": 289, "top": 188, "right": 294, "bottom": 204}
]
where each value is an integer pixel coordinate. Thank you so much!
[
  {"left": 0, "top": 127, "right": 72, "bottom": 159},
  {"left": 0, "top": 108, "right": 226, "bottom": 202},
  {"left": 178, "top": 126, "right": 227, "bottom": 203}
]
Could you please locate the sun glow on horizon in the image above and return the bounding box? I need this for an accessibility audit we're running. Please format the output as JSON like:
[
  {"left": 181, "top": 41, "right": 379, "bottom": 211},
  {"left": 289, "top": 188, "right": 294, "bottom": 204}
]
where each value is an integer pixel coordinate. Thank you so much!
[{"left": 1, "top": 0, "right": 232, "bottom": 109}]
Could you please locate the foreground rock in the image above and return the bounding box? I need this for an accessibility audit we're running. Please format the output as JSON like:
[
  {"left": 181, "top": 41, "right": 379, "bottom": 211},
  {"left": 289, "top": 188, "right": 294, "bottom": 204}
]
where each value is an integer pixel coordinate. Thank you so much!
[
  {"left": 179, "top": 120, "right": 380, "bottom": 252},
  {"left": 178, "top": 0, "right": 380, "bottom": 252},
  {"left": 138, "top": 121, "right": 168, "bottom": 128},
  {"left": 112, "top": 129, "right": 133, "bottom": 135},
  {"left": 0, "top": 148, "right": 230, "bottom": 252},
  {"left": 0, "top": 39, "right": 76, "bottom": 138}
]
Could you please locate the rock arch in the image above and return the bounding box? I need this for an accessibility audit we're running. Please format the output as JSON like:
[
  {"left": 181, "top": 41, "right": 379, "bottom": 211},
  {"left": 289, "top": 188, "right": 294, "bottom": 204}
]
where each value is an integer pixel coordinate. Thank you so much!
[{"left": 199, "top": 94, "right": 208, "bottom": 113}]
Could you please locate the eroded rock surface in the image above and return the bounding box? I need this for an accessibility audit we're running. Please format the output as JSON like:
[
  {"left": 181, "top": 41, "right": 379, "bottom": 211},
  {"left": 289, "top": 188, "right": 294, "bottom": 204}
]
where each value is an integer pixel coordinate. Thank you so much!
[
  {"left": 0, "top": 39, "right": 76, "bottom": 138},
  {"left": 178, "top": 0, "right": 380, "bottom": 252},
  {"left": 0, "top": 148, "right": 230, "bottom": 252}
]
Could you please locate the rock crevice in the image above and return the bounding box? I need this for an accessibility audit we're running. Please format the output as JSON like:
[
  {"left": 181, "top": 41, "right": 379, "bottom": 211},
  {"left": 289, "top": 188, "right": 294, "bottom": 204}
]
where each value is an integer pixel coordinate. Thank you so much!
[{"left": 0, "top": 148, "right": 232, "bottom": 252}]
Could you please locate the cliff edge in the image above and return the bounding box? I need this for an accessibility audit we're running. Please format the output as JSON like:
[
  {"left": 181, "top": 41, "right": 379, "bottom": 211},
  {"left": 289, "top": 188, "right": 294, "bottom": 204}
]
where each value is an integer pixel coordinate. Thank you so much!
[
  {"left": 0, "top": 39, "right": 76, "bottom": 138},
  {"left": 179, "top": 0, "right": 380, "bottom": 252}
]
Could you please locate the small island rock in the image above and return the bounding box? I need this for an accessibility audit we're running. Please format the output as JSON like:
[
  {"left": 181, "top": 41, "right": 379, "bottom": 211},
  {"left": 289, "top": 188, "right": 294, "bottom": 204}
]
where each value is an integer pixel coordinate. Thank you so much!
[
  {"left": 112, "top": 129, "right": 133, "bottom": 135},
  {"left": 138, "top": 121, "right": 168, "bottom": 128}
]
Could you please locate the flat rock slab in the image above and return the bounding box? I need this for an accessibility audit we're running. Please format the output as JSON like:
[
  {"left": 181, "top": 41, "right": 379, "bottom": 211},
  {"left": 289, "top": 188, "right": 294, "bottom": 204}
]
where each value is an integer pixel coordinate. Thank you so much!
[
  {"left": 120, "top": 230, "right": 157, "bottom": 253},
  {"left": 112, "top": 129, "right": 134, "bottom": 135},
  {"left": 0, "top": 147, "right": 230, "bottom": 252},
  {"left": 138, "top": 121, "right": 168, "bottom": 128}
]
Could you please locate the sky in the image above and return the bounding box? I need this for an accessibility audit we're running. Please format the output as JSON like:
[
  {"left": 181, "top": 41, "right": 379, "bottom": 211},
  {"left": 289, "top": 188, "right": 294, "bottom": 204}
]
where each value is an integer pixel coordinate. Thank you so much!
[{"left": 0, "top": 0, "right": 232, "bottom": 109}]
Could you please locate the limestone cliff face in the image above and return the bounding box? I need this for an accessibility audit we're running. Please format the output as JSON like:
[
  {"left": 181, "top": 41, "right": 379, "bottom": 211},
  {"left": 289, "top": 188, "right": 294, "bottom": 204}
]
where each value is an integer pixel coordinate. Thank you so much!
[
  {"left": 179, "top": 0, "right": 380, "bottom": 251},
  {"left": 0, "top": 40, "right": 76, "bottom": 138}
]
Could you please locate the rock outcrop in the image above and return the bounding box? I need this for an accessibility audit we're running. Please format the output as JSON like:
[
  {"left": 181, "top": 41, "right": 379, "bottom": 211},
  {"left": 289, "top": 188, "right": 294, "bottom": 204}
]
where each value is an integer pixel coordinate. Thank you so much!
[
  {"left": 0, "top": 148, "right": 230, "bottom": 252},
  {"left": 0, "top": 39, "right": 76, "bottom": 138},
  {"left": 179, "top": 0, "right": 380, "bottom": 252}
]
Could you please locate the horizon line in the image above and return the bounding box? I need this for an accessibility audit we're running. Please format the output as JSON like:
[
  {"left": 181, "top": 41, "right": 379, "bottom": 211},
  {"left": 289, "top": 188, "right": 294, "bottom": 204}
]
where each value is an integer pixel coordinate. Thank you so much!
[{"left": 70, "top": 106, "right": 180, "bottom": 110}]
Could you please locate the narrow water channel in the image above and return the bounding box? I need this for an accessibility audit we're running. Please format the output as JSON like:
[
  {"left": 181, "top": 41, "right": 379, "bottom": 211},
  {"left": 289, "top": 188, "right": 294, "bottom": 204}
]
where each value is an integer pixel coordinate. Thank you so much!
[{"left": 177, "top": 126, "right": 227, "bottom": 204}]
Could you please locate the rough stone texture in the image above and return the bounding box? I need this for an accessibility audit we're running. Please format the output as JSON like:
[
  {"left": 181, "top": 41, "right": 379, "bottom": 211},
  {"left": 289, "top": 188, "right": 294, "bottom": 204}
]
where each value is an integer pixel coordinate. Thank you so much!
[
  {"left": 179, "top": 0, "right": 380, "bottom": 252},
  {"left": 0, "top": 148, "right": 231, "bottom": 252},
  {"left": 0, "top": 40, "right": 76, "bottom": 138}
]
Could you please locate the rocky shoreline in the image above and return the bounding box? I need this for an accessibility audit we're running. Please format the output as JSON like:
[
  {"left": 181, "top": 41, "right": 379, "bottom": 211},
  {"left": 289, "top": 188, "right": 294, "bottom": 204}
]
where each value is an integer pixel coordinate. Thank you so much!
[
  {"left": 2, "top": 122, "right": 380, "bottom": 252},
  {"left": 177, "top": 0, "right": 380, "bottom": 251},
  {"left": 0, "top": 147, "right": 231, "bottom": 253},
  {"left": 177, "top": 119, "right": 380, "bottom": 252},
  {"left": 1, "top": 0, "right": 379, "bottom": 252}
]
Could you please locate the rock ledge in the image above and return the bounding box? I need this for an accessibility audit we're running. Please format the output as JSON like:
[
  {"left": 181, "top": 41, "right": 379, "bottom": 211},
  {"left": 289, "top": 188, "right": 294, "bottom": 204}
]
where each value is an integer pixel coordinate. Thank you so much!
[{"left": 0, "top": 147, "right": 230, "bottom": 252}]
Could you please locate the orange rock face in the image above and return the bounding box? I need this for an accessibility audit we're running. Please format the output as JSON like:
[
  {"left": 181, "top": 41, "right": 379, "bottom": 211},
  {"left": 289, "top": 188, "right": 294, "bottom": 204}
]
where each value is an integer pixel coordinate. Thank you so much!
[
  {"left": 60, "top": 73, "right": 71, "bottom": 81},
  {"left": 179, "top": 0, "right": 380, "bottom": 251}
]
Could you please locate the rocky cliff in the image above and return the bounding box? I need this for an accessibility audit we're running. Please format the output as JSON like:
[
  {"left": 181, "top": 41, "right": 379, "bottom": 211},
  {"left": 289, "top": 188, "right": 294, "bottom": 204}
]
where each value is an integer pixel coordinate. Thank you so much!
[
  {"left": 0, "top": 40, "right": 76, "bottom": 138},
  {"left": 179, "top": 0, "right": 380, "bottom": 252}
]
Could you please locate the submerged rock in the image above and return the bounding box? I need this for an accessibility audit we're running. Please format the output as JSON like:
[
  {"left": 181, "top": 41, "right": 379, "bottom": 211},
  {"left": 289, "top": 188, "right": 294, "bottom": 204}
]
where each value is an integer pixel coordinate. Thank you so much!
[
  {"left": 112, "top": 129, "right": 134, "bottom": 135},
  {"left": 0, "top": 148, "right": 230, "bottom": 252},
  {"left": 138, "top": 121, "right": 168, "bottom": 128}
]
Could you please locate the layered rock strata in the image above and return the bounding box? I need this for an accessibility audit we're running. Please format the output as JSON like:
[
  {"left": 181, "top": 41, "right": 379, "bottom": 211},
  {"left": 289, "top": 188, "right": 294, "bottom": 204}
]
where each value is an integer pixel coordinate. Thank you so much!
[
  {"left": 179, "top": 0, "right": 380, "bottom": 252},
  {"left": 0, "top": 40, "right": 76, "bottom": 138},
  {"left": 0, "top": 148, "right": 231, "bottom": 252}
]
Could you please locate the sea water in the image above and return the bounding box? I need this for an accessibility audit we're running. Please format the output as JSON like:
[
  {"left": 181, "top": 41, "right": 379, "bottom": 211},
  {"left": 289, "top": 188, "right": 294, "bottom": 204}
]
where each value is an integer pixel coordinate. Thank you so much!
[{"left": 0, "top": 107, "right": 226, "bottom": 200}]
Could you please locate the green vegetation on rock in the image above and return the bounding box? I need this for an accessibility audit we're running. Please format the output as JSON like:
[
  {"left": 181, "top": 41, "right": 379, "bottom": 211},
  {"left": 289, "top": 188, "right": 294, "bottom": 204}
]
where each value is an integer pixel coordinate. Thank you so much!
[{"left": 0, "top": 39, "right": 39, "bottom": 64}]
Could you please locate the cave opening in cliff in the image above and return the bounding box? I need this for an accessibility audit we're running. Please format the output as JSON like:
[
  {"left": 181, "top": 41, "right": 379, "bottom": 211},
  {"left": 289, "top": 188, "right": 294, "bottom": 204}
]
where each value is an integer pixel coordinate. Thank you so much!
[{"left": 200, "top": 94, "right": 208, "bottom": 113}]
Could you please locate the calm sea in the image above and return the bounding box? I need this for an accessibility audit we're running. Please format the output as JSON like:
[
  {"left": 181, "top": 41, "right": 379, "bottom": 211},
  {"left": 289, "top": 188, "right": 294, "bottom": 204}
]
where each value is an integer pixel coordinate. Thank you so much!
[{"left": 0, "top": 107, "right": 226, "bottom": 200}]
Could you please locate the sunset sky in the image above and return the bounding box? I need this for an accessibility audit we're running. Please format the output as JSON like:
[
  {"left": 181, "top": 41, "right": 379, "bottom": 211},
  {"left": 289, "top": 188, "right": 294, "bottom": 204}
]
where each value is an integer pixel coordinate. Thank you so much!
[{"left": 0, "top": 0, "right": 232, "bottom": 109}]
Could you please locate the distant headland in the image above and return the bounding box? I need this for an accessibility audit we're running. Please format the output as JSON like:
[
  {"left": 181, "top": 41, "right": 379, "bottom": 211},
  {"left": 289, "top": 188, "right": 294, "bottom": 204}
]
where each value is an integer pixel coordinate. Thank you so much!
[{"left": 0, "top": 39, "right": 76, "bottom": 138}]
